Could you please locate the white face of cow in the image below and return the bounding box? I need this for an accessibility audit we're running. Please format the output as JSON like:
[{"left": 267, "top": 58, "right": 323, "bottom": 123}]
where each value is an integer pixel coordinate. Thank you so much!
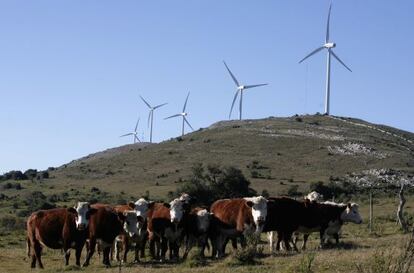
[
  {"left": 341, "top": 203, "right": 363, "bottom": 224},
  {"left": 196, "top": 209, "right": 212, "bottom": 233},
  {"left": 169, "top": 198, "right": 186, "bottom": 224},
  {"left": 305, "top": 191, "right": 323, "bottom": 202},
  {"left": 132, "top": 198, "right": 153, "bottom": 228},
  {"left": 123, "top": 211, "right": 138, "bottom": 237},
  {"left": 244, "top": 196, "right": 268, "bottom": 233},
  {"left": 179, "top": 193, "right": 191, "bottom": 204},
  {"left": 73, "top": 202, "right": 91, "bottom": 230}
]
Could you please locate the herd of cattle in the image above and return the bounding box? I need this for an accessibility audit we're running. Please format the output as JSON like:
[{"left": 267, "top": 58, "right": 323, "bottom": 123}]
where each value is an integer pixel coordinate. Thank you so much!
[{"left": 26, "top": 192, "right": 363, "bottom": 268}]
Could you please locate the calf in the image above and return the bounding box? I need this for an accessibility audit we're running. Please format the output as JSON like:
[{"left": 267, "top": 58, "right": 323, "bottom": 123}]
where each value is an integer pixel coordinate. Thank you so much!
[
  {"left": 182, "top": 207, "right": 213, "bottom": 259},
  {"left": 113, "top": 199, "right": 154, "bottom": 263},
  {"left": 147, "top": 198, "right": 191, "bottom": 261},
  {"left": 209, "top": 196, "right": 268, "bottom": 258},
  {"left": 26, "top": 202, "right": 96, "bottom": 268},
  {"left": 82, "top": 204, "right": 135, "bottom": 267}
]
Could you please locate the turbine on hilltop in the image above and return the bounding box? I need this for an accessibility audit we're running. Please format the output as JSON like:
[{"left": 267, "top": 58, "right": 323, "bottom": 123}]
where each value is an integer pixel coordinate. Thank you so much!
[
  {"left": 165, "top": 92, "right": 194, "bottom": 137},
  {"left": 140, "top": 95, "right": 167, "bottom": 143},
  {"left": 120, "top": 117, "right": 141, "bottom": 144},
  {"left": 299, "top": 2, "right": 352, "bottom": 116},
  {"left": 223, "top": 61, "right": 268, "bottom": 120}
]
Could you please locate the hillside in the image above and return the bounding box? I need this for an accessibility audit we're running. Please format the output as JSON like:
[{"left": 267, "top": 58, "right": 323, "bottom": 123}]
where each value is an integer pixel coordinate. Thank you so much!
[{"left": 22, "top": 114, "right": 413, "bottom": 201}]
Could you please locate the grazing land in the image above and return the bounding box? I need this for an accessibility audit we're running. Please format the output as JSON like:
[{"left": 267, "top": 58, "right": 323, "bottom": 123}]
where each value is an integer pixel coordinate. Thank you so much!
[{"left": 1, "top": 115, "right": 414, "bottom": 272}]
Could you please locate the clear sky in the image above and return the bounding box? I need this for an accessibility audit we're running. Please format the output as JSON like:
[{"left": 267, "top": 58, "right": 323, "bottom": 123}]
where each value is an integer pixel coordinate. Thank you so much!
[{"left": 1, "top": 0, "right": 413, "bottom": 173}]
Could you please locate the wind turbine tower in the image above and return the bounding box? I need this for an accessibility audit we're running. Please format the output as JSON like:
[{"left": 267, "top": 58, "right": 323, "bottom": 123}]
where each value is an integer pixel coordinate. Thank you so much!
[
  {"left": 140, "top": 96, "right": 167, "bottom": 143},
  {"left": 165, "top": 92, "right": 194, "bottom": 136},
  {"left": 223, "top": 61, "right": 268, "bottom": 120},
  {"left": 299, "top": 2, "right": 352, "bottom": 115}
]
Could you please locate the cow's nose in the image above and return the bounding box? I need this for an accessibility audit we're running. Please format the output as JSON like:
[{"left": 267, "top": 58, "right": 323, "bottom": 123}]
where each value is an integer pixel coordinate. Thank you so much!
[
  {"left": 77, "top": 223, "right": 86, "bottom": 230},
  {"left": 171, "top": 218, "right": 179, "bottom": 223}
]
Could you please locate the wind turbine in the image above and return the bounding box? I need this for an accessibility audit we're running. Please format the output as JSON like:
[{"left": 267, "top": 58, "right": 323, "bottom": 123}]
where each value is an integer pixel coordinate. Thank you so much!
[
  {"left": 164, "top": 92, "right": 194, "bottom": 136},
  {"left": 120, "top": 117, "right": 141, "bottom": 144},
  {"left": 140, "top": 96, "right": 167, "bottom": 143},
  {"left": 299, "top": 2, "right": 352, "bottom": 115},
  {"left": 223, "top": 61, "right": 268, "bottom": 120}
]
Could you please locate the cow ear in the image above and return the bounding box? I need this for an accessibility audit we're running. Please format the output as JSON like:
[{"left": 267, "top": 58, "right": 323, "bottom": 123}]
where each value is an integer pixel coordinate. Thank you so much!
[
  {"left": 304, "top": 198, "right": 311, "bottom": 207},
  {"left": 246, "top": 201, "right": 254, "bottom": 208},
  {"left": 163, "top": 203, "right": 171, "bottom": 209},
  {"left": 347, "top": 203, "right": 352, "bottom": 209},
  {"left": 128, "top": 202, "right": 135, "bottom": 209},
  {"left": 148, "top": 201, "right": 155, "bottom": 209},
  {"left": 67, "top": 207, "right": 77, "bottom": 214}
]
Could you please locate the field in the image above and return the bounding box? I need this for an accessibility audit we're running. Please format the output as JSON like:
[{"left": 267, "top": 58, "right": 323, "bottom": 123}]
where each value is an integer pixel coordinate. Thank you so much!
[{"left": 1, "top": 115, "right": 414, "bottom": 272}]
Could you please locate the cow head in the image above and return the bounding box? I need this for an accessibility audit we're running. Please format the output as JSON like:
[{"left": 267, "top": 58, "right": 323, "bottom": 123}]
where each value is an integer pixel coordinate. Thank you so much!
[
  {"left": 122, "top": 210, "right": 139, "bottom": 237},
  {"left": 68, "top": 202, "right": 96, "bottom": 231},
  {"left": 244, "top": 196, "right": 268, "bottom": 233},
  {"left": 196, "top": 209, "right": 213, "bottom": 233},
  {"left": 341, "top": 203, "right": 363, "bottom": 224},
  {"left": 166, "top": 198, "right": 189, "bottom": 224},
  {"left": 128, "top": 198, "right": 155, "bottom": 228},
  {"left": 305, "top": 191, "right": 323, "bottom": 202}
]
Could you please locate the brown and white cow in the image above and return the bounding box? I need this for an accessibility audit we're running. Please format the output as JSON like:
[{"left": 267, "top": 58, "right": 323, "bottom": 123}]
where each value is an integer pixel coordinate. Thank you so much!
[
  {"left": 82, "top": 204, "right": 136, "bottom": 267},
  {"left": 209, "top": 196, "right": 268, "bottom": 258},
  {"left": 147, "top": 198, "right": 191, "bottom": 261},
  {"left": 26, "top": 202, "right": 96, "bottom": 268},
  {"left": 113, "top": 198, "right": 155, "bottom": 263}
]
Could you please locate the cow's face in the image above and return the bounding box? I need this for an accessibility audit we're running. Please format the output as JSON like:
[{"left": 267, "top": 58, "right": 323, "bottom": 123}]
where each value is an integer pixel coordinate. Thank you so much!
[
  {"left": 305, "top": 191, "right": 323, "bottom": 202},
  {"left": 196, "top": 209, "right": 212, "bottom": 233},
  {"left": 70, "top": 202, "right": 94, "bottom": 230},
  {"left": 245, "top": 196, "right": 268, "bottom": 233},
  {"left": 341, "top": 203, "right": 363, "bottom": 224},
  {"left": 123, "top": 211, "right": 138, "bottom": 237},
  {"left": 168, "top": 198, "right": 186, "bottom": 224},
  {"left": 130, "top": 198, "right": 154, "bottom": 227}
]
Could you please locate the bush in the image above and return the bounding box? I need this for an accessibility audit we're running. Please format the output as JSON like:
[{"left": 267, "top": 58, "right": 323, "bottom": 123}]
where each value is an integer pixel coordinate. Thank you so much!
[
  {"left": 227, "top": 233, "right": 262, "bottom": 266},
  {"left": 172, "top": 163, "right": 256, "bottom": 206},
  {"left": 287, "top": 185, "right": 302, "bottom": 197},
  {"left": 0, "top": 216, "right": 25, "bottom": 231}
]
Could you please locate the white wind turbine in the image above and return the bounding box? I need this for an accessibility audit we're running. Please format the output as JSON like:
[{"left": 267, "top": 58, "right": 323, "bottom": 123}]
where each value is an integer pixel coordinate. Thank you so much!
[
  {"left": 164, "top": 92, "right": 194, "bottom": 137},
  {"left": 120, "top": 117, "right": 141, "bottom": 144},
  {"left": 223, "top": 61, "right": 268, "bottom": 120},
  {"left": 299, "top": 2, "right": 352, "bottom": 115},
  {"left": 140, "top": 96, "right": 167, "bottom": 143}
]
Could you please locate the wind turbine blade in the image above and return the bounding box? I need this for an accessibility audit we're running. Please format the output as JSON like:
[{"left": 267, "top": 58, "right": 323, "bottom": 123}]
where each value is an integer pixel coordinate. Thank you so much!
[
  {"left": 184, "top": 117, "right": 194, "bottom": 131},
  {"left": 331, "top": 51, "right": 352, "bottom": 72},
  {"left": 229, "top": 91, "right": 239, "bottom": 119},
  {"left": 326, "top": 2, "right": 332, "bottom": 43},
  {"left": 135, "top": 135, "right": 141, "bottom": 143},
  {"left": 140, "top": 95, "right": 152, "bottom": 109},
  {"left": 182, "top": 92, "right": 190, "bottom": 112},
  {"left": 299, "top": 47, "right": 325, "bottom": 63},
  {"left": 223, "top": 61, "right": 240, "bottom": 87},
  {"left": 164, "top": 114, "right": 181, "bottom": 120},
  {"left": 120, "top": 133, "right": 133, "bottom": 137},
  {"left": 134, "top": 117, "right": 140, "bottom": 132},
  {"left": 147, "top": 111, "right": 152, "bottom": 128},
  {"left": 153, "top": 103, "right": 168, "bottom": 109},
  {"left": 244, "top": 83, "right": 268, "bottom": 89}
]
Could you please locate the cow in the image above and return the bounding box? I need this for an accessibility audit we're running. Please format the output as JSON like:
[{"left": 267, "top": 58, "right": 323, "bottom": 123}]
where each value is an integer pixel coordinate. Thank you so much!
[
  {"left": 82, "top": 204, "right": 136, "bottom": 267},
  {"left": 182, "top": 207, "right": 213, "bottom": 259},
  {"left": 264, "top": 197, "right": 362, "bottom": 252},
  {"left": 112, "top": 198, "right": 155, "bottom": 263},
  {"left": 293, "top": 201, "right": 362, "bottom": 250},
  {"left": 305, "top": 191, "right": 324, "bottom": 202},
  {"left": 26, "top": 202, "right": 96, "bottom": 268},
  {"left": 147, "top": 198, "right": 191, "bottom": 261},
  {"left": 209, "top": 196, "right": 268, "bottom": 258}
]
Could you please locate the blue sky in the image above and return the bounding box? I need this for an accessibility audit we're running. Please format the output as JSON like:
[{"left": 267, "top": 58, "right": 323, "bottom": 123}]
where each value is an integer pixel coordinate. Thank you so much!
[{"left": 0, "top": 0, "right": 413, "bottom": 173}]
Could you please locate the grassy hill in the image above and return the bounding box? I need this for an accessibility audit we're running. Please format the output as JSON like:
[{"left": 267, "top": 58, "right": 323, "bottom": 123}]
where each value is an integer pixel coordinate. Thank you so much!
[{"left": 5, "top": 114, "right": 411, "bottom": 202}]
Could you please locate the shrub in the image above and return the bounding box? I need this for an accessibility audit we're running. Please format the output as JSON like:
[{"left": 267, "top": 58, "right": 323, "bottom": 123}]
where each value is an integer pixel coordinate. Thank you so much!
[
  {"left": 0, "top": 216, "right": 25, "bottom": 231},
  {"left": 295, "top": 252, "right": 316, "bottom": 273},
  {"left": 287, "top": 185, "right": 302, "bottom": 197},
  {"left": 227, "top": 233, "right": 262, "bottom": 266}
]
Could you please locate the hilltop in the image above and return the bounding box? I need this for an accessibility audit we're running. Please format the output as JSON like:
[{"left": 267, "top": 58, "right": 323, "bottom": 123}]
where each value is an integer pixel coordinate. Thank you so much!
[{"left": 24, "top": 114, "right": 413, "bottom": 200}]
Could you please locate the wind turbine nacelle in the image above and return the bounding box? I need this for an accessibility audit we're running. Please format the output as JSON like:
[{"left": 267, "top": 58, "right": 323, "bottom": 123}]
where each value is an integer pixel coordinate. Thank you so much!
[
  {"left": 237, "top": 86, "right": 245, "bottom": 90},
  {"left": 324, "top": 42, "right": 336, "bottom": 48}
]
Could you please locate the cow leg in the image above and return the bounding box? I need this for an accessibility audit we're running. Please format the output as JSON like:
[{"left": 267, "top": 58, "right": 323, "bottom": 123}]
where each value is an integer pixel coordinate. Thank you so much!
[
  {"left": 75, "top": 243, "right": 84, "bottom": 267},
  {"left": 268, "top": 232, "right": 275, "bottom": 252},
  {"left": 302, "top": 234, "right": 309, "bottom": 250},
  {"left": 83, "top": 238, "right": 96, "bottom": 267},
  {"left": 122, "top": 239, "right": 129, "bottom": 263},
  {"left": 64, "top": 248, "right": 71, "bottom": 266},
  {"left": 134, "top": 242, "right": 140, "bottom": 263},
  {"left": 283, "top": 233, "right": 291, "bottom": 251},
  {"left": 103, "top": 246, "right": 112, "bottom": 267},
  {"left": 160, "top": 237, "right": 167, "bottom": 262},
  {"left": 319, "top": 230, "right": 325, "bottom": 249},
  {"left": 33, "top": 240, "right": 44, "bottom": 269},
  {"left": 334, "top": 233, "right": 339, "bottom": 245},
  {"left": 140, "top": 235, "right": 147, "bottom": 259},
  {"left": 276, "top": 232, "right": 283, "bottom": 251}
]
